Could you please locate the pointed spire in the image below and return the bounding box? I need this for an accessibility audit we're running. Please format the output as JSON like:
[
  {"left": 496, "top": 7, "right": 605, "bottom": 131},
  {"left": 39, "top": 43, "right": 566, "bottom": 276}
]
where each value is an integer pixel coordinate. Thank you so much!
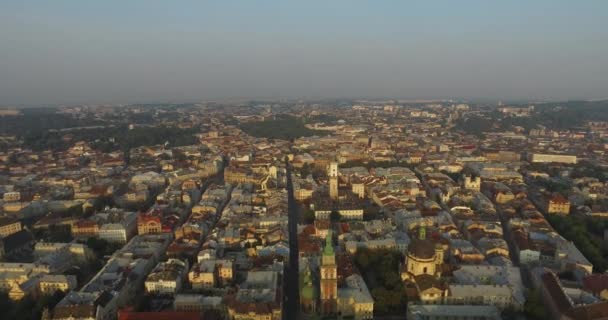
[
  {"left": 301, "top": 262, "right": 312, "bottom": 284},
  {"left": 323, "top": 230, "right": 334, "bottom": 256},
  {"left": 303, "top": 264, "right": 312, "bottom": 284}
]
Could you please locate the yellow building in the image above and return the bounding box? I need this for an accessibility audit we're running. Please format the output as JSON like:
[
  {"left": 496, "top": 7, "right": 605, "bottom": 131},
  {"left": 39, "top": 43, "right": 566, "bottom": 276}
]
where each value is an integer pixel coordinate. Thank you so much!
[
  {"left": 329, "top": 162, "right": 339, "bottom": 200},
  {"left": 351, "top": 183, "right": 365, "bottom": 199},
  {"left": 189, "top": 261, "right": 216, "bottom": 289},
  {"left": 337, "top": 274, "right": 374, "bottom": 320},
  {"left": 39, "top": 274, "right": 77, "bottom": 295},
  {"left": 217, "top": 260, "right": 233, "bottom": 284},
  {"left": 529, "top": 153, "right": 577, "bottom": 164},
  {"left": 224, "top": 167, "right": 269, "bottom": 189},
  {"left": 494, "top": 191, "right": 515, "bottom": 204},
  {"left": 329, "top": 177, "right": 339, "bottom": 200},
  {"left": 295, "top": 188, "right": 313, "bottom": 201},
  {"left": 2, "top": 192, "right": 20, "bottom": 202},
  {"left": 402, "top": 239, "right": 444, "bottom": 279},
  {"left": 463, "top": 176, "right": 481, "bottom": 191},
  {"left": 0, "top": 218, "right": 22, "bottom": 238},
  {"left": 9, "top": 278, "right": 39, "bottom": 301},
  {"left": 547, "top": 194, "right": 570, "bottom": 215}
]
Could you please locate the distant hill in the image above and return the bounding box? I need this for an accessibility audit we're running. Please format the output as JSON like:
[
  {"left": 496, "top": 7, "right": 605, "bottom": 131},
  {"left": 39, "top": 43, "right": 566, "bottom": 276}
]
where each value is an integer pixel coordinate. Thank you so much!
[{"left": 455, "top": 100, "right": 608, "bottom": 136}]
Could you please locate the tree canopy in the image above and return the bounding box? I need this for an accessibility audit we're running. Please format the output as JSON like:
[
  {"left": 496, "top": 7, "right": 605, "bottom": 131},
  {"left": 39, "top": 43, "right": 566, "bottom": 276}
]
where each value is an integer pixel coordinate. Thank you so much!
[
  {"left": 238, "top": 115, "right": 324, "bottom": 139},
  {"left": 546, "top": 214, "right": 608, "bottom": 273},
  {"left": 354, "top": 248, "right": 406, "bottom": 315}
]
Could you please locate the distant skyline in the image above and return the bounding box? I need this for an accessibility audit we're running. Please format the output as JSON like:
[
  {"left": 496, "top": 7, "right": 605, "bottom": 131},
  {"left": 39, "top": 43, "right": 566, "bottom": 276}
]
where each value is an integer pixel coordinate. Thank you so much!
[{"left": 1, "top": 0, "right": 607, "bottom": 106}]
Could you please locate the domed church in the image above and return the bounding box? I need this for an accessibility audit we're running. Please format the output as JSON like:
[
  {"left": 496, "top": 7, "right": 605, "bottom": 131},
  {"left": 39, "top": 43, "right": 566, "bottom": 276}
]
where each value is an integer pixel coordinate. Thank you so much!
[
  {"left": 401, "top": 227, "right": 448, "bottom": 303},
  {"left": 402, "top": 228, "right": 444, "bottom": 280}
]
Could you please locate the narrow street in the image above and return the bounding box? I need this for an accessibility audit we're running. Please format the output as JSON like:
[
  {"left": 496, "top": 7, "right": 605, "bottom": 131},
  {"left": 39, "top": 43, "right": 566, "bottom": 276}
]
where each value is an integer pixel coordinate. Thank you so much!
[{"left": 284, "top": 159, "right": 300, "bottom": 320}]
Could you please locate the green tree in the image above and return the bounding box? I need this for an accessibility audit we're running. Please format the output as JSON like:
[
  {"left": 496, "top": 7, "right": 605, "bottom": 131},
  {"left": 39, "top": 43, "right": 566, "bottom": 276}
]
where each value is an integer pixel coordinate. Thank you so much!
[
  {"left": 524, "top": 289, "right": 547, "bottom": 320},
  {"left": 383, "top": 272, "right": 401, "bottom": 290},
  {"left": 303, "top": 209, "right": 315, "bottom": 224},
  {"left": 238, "top": 115, "right": 324, "bottom": 139},
  {"left": 86, "top": 237, "right": 111, "bottom": 257}
]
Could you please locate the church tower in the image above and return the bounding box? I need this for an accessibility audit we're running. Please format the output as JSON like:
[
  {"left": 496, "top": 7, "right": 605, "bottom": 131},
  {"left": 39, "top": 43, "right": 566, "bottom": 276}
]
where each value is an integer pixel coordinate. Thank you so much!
[
  {"left": 300, "top": 262, "right": 317, "bottom": 313},
  {"left": 320, "top": 230, "right": 337, "bottom": 314},
  {"left": 463, "top": 175, "right": 481, "bottom": 191},
  {"left": 329, "top": 162, "right": 339, "bottom": 200}
]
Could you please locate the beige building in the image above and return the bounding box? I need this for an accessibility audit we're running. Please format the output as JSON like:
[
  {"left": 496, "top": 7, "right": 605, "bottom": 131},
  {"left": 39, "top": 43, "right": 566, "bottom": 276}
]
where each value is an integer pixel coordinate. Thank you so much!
[
  {"left": 547, "top": 194, "right": 570, "bottom": 215},
  {"left": 39, "top": 274, "right": 77, "bottom": 295},
  {"left": 329, "top": 162, "right": 339, "bottom": 200},
  {"left": 463, "top": 176, "right": 481, "bottom": 191},
  {"left": 529, "top": 153, "right": 577, "bottom": 164},
  {"left": 188, "top": 260, "right": 216, "bottom": 289},
  {"left": 338, "top": 208, "right": 364, "bottom": 220},
  {"left": 217, "top": 260, "right": 234, "bottom": 284},
  {"left": 351, "top": 183, "right": 365, "bottom": 199},
  {"left": 293, "top": 188, "right": 313, "bottom": 201},
  {"left": 224, "top": 166, "right": 269, "bottom": 189},
  {"left": 145, "top": 259, "right": 189, "bottom": 295},
  {"left": 0, "top": 217, "right": 22, "bottom": 238},
  {"left": 3, "top": 191, "right": 21, "bottom": 202},
  {"left": 8, "top": 277, "right": 39, "bottom": 300},
  {"left": 337, "top": 274, "right": 374, "bottom": 320}
]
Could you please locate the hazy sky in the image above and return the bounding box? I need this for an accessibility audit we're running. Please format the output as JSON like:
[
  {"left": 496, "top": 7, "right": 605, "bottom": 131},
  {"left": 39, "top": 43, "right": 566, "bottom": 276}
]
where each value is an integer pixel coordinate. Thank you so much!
[{"left": 1, "top": 1, "right": 607, "bottom": 105}]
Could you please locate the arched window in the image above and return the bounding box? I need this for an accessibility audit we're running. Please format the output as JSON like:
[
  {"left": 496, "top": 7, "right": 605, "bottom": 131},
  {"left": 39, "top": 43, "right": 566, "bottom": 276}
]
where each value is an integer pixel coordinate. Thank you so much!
[{"left": 423, "top": 267, "right": 427, "bottom": 274}]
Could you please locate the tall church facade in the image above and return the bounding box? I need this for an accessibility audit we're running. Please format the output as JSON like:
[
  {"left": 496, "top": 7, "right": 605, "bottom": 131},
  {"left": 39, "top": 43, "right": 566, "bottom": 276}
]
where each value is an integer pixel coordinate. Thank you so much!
[{"left": 320, "top": 230, "right": 337, "bottom": 314}]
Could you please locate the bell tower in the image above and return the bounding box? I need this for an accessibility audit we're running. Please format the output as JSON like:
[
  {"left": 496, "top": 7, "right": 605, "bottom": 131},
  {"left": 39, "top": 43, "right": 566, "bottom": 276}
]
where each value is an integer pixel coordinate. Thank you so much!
[
  {"left": 320, "top": 230, "right": 337, "bottom": 314},
  {"left": 329, "top": 162, "right": 339, "bottom": 200}
]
